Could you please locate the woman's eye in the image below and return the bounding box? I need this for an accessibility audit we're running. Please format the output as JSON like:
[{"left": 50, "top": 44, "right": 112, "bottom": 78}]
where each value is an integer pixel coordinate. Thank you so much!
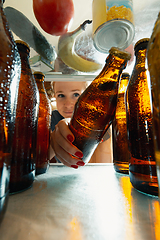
[
  {"left": 57, "top": 94, "right": 65, "bottom": 98},
  {"left": 74, "top": 93, "right": 80, "bottom": 98}
]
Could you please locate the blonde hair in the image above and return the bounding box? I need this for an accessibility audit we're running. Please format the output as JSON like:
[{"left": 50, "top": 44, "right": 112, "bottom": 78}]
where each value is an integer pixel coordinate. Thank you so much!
[{"left": 51, "top": 81, "right": 88, "bottom": 95}]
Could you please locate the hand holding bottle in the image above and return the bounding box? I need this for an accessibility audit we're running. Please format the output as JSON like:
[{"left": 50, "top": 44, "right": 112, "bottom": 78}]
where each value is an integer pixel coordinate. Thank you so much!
[{"left": 50, "top": 119, "right": 84, "bottom": 168}]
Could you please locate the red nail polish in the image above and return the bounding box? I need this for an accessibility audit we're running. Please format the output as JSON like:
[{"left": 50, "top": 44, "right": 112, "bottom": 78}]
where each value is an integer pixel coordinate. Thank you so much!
[
  {"left": 75, "top": 151, "right": 83, "bottom": 158},
  {"left": 71, "top": 165, "right": 78, "bottom": 169},
  {"left": 67, "top": 134, "right": 74, "bottom": 142},
  {"left": 76, "top": 161, "right": 85, "bottom": 166}
]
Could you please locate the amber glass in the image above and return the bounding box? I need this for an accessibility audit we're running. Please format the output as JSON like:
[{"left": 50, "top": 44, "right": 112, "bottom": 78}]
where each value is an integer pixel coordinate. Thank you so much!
[
  {"left": 147, "top": 12, "right": 160, "bottom": 197},
  {"left": 34, "top": 72, "right": 51, "bottom": 175},
  {"left": 126, "top": 38, "right": 158, "bottom": 196},
  {"left": 9, "top": 41, "right": 39, "bottom": 194},
  {"left": 0, "top": 0, "right": 21, "bottom": 223},
  {"left": 0, "top": 2, "right": 21, "bottom": 222},
  {"left": 112, "top": 73, "right": 130, "bottom": 174},
  {"left": 69, "top": 47, "right": 131, "bottom": 163}
]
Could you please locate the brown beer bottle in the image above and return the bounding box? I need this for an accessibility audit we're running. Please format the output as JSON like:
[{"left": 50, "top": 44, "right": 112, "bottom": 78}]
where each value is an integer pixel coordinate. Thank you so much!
[
  {"left": 0, "top": 0, "right": 21, "bottom": 223},
  {"left": 126, "top": 38, "right": 158, "bottom": 196},
  {"left": 147, "top": 12, "right": 160, "bottom": 196},
  {"left": 9, "top": 40, "right": 39, "bottom": 194},
  {"left": 112, "top": 73, "right": 130, "bottom": 174},
  {"left": 69, "top": 47, "right": 131, "bottom": 163},
  {"left": 34, "top": 72, "right": 51, "bottom": 175}
]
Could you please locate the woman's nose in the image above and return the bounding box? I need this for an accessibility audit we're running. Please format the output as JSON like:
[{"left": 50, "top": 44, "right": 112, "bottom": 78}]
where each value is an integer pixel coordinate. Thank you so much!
[{"left": 64, "top": 98, "right": 74, "bottom": 107}]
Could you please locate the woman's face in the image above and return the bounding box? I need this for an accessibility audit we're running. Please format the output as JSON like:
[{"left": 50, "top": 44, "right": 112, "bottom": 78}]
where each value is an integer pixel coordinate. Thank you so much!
[{"left": 54, "top": 81, "right": 86, "bottom": 118}]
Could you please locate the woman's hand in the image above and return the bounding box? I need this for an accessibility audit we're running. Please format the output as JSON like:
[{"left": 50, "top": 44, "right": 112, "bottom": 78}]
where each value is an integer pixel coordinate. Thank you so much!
[{"left": 50, "top": 119, "right": 85, "bottom": 168}]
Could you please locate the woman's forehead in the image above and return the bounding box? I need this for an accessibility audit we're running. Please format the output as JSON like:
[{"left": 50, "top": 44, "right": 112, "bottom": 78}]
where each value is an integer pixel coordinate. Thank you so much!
[{"left": 54, "top": 81, "right": 85, "bottom": 92}]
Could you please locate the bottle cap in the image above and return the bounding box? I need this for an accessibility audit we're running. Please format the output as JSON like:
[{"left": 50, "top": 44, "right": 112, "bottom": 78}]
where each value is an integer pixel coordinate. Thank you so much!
[
  {"left": 134, "top": 38, "right": 150, "bottom": 51},
  {"left": 34, "top": 71, "right": 45, "bottom": 81},
  {"left": 15, "top": 40, "right": 30, "bottom": 51},
  {"left": 34, "top": 71, "right": 45, "bottom": 77},
  {"left": 109, "top": 47, "right": 131, "bottom": 60},
  {"left": 121, "top": 72, "right": 130, "bottom": 78}
]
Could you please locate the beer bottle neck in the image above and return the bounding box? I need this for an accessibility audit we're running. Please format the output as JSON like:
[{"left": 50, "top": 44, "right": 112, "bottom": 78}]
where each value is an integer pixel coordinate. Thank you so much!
[
  {"left": 98, "top": 54, "right": 126, "bottom": 80},
  {"left": 19, "top": 51, "right": 31, "bottom": 73},
  {"left": 135, "top": 48, "right": 147, "bottom": 68},
  {"left": 36, "top": 80, "right": 46, "bottom": 94},
  {"left": 105, "top": 54, "right": 128, "bottom": 70},
  {"left": 16, "top": 43, "right": 31, "bottom": 73},
  {"left": 118, "top": 77, "right": 129, "bottom": 94}
]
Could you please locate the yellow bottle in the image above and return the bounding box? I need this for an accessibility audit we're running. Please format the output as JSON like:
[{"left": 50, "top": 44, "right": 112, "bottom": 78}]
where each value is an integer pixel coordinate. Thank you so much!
[
  {"left": 10, "top": 41, "right": 39, "bottom": 194},
  {"left": 147, "top": 12, "right": 160, "bottom": 197},
  {"left": 69, "top": 47, "right": 131, "bottom": 164},
  {"left": 34, "top": 72, "right": 51, "bottom": 175},
  {"left": 0, "top": 0, "right": 21, "bottom": 223},
  {"left": 112, "top": 73, "right": 130, "bottom": 174},
  {"left": 126, "top": 38, "right": 158, "bottom": 196}
]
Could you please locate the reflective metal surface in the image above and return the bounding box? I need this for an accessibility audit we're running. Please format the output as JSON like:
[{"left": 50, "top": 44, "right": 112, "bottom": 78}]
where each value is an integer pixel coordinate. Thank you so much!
[{"left": 0, "top": 164, "right": 160, "bottom": 240}]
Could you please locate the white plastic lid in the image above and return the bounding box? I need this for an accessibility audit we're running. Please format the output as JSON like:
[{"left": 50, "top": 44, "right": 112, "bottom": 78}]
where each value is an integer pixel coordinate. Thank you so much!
[{"left": 93, "top": 19, "right": 135, "bottom": 53}]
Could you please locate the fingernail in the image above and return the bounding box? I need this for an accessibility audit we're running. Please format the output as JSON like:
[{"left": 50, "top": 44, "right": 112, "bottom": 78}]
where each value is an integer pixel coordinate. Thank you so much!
[
  {"left": 75, "top": 151, "right": 83, "bottom": 158},
  {"left": 67, "top": 134, "right": 74, "bottom": 142},
  {"left": 71, "top": 165, "right": 78, "bottom": 169},
  {"left": 76, "top": 161, "right": 85, "bottom": 166}
]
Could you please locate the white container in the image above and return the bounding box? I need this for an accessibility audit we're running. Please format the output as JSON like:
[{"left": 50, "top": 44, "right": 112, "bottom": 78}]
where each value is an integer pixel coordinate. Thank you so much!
[{"left": 92, "top": 0, "right": 135, "bottom": 53}]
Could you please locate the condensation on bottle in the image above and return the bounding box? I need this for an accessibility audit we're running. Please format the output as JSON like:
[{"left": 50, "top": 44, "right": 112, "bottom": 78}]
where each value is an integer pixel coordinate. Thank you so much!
[
  {"left": 126, "top": 38, "right": 158, "bottom": 196},
  {"left": 69, "top": 47, "right": 131, "bottom": 164},
  {"left": 9, "top": 40, "right": 39, "bottom": 194},
  {"left": 0, "top": 0, "right": 21, "bottom": 223},
  {"left": 34, "top": 71, "right": 51, "bottom": 175},
  {"left": 112, "top": 72, "right": 130, "bottom": 174},
  {"left": 147, "top": 12, "right": 160, "bottom": 196}
]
